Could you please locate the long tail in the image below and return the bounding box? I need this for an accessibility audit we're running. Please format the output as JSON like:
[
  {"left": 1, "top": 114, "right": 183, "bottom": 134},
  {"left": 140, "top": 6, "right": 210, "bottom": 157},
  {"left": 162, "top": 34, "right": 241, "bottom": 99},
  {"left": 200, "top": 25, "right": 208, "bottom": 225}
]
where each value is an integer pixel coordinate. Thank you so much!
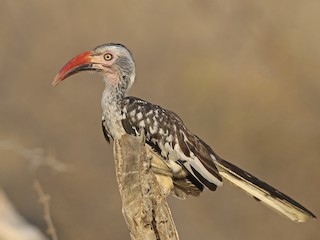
[{"left": 215, "top": 158, "right": 316, "bottom": 222}]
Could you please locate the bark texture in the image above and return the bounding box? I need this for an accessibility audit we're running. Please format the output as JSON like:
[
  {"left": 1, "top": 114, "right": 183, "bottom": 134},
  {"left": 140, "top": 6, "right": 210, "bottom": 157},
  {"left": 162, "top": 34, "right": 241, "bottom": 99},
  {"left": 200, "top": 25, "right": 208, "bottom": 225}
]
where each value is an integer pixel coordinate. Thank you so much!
[{"left": 114, "top": 134, "right": 179, "bottom": 240}]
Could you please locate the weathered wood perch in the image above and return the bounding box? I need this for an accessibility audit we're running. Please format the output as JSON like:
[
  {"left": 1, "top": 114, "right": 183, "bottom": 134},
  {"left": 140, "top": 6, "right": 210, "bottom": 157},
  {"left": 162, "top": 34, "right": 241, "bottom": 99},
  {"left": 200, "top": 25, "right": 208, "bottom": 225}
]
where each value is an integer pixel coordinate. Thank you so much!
[{"left": 113, "top": 134, "right": 179, "bottom": 240}]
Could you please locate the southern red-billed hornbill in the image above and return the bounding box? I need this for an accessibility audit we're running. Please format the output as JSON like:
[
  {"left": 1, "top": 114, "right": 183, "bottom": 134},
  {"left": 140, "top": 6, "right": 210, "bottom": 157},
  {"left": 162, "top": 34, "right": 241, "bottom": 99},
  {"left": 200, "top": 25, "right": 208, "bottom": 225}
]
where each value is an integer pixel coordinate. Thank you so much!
[{"left": 53, "top": 43, "right": 316, "bottom": 222}]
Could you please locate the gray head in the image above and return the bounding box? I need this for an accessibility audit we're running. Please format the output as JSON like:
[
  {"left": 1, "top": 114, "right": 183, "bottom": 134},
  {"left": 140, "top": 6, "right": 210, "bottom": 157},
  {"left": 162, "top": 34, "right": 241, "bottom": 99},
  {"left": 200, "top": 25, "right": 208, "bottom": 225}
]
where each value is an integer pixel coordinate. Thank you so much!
[{"left": 53, "top": 43, "right": 136, "bottom": 90}]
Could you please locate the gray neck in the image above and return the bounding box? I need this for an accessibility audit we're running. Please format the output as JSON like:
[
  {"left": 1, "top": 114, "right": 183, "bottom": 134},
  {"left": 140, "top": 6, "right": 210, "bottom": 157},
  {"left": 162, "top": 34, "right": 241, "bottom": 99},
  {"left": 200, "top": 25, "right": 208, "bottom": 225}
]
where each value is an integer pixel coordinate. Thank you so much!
[
  {"left": 101, "top": 75, "right": 131, "bottom": 114},
  {"left": 101, "top": 74, "right": 133, "bottom": 139}
]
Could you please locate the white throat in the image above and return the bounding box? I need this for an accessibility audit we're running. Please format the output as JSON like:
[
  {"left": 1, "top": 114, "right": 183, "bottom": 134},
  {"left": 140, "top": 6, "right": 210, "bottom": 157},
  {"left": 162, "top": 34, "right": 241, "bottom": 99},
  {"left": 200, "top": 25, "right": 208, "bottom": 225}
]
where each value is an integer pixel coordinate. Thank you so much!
[{"left": 101, "top": 76, "right": 130, "bottom": 139}]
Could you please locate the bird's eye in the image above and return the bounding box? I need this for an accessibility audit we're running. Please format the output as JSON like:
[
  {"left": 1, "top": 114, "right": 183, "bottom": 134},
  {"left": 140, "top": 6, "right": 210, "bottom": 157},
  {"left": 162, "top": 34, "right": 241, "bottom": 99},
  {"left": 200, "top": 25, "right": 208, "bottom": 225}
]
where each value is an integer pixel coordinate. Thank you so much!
[{"left": 104, "top": 53, "right": 113, "bottom": 61}]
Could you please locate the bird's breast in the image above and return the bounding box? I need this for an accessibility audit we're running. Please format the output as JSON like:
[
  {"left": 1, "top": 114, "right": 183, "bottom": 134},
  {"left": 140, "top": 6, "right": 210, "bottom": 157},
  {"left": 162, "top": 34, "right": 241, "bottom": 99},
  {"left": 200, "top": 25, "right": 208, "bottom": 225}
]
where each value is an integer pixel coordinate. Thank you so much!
[{"left": 102, "top": 105, "right": 126, "bottom": 139}]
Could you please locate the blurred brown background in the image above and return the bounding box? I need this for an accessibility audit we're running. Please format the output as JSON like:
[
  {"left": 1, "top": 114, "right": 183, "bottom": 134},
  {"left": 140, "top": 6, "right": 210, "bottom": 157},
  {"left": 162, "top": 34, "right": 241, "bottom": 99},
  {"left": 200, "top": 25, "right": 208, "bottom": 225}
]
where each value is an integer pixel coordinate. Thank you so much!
[{"left": 0, "top": 0, "right": 319, "bottom": 239}]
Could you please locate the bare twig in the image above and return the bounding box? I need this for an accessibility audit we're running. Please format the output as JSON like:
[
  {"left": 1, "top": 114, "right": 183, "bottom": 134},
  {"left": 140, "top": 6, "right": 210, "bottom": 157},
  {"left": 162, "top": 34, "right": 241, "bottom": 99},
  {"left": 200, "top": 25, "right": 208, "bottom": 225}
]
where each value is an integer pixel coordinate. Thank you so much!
[
  {"left": 33, "top": 180, "right": 58, "bottom": 240},
  {"left": 0, "top": 140, "right": 70, "bottom": 173},
  {"left": 0, "top": 188, "right": 48, "bottom": 240},
  {"left": 114, "top": 134, "right": 179, "bottom": 240}
]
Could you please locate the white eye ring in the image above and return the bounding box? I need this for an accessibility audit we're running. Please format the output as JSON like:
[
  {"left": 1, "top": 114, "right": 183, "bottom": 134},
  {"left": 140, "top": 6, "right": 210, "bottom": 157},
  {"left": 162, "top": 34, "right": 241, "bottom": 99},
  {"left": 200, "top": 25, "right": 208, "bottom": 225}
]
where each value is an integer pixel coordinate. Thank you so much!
[{"left": 104, "top": 53, "right": 113, "bottom": 61}]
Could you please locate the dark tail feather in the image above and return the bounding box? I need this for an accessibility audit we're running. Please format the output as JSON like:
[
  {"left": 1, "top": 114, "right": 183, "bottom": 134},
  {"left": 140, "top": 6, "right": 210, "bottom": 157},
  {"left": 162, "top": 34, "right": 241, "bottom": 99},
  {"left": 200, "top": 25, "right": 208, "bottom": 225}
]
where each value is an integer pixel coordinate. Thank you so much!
[{"left": 215, "top": 158, "right": 316, "bottom": 222}]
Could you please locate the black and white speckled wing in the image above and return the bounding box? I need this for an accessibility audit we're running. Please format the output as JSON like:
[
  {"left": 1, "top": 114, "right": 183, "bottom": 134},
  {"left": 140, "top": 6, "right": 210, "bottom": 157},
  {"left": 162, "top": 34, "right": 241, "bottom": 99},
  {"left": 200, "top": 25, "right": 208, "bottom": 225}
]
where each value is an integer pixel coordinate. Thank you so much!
[
  {"left": 102, "top": 116, "right": 111, "bottom": 143},
  {"left": 120, "top": 96, "right": 223, "bottom": 191},
  {"left": 102, "top": 97, "right": 316, "bottom": 221}
]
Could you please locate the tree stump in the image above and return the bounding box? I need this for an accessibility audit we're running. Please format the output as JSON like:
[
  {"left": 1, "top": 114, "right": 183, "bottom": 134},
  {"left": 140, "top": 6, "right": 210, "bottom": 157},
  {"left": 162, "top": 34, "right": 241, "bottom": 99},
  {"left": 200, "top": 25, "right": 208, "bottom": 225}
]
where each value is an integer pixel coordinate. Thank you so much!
[{"left": 113, "top": 134, "right": 179, "bottom": 240}]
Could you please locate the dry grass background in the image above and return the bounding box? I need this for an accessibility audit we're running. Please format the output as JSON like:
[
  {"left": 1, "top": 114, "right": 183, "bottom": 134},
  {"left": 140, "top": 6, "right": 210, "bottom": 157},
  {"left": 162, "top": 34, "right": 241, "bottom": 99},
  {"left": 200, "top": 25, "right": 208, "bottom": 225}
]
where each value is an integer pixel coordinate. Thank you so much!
[{"left": 0, "top": 0, "right": 319, "bottom": 239}]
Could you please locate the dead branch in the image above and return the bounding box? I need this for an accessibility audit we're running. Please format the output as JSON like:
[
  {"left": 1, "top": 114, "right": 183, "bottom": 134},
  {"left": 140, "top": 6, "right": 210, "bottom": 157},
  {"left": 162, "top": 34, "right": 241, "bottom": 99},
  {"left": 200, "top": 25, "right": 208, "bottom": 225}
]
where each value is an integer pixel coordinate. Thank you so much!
[
  {"left": 33, "top": 180, "right": 58, "bottom": 240},
  {"left": 114, "top": 134, "right": 179, "bottom": 240},
  {"left": 0, "top": 140, "right": 70, "bottom": 173},
  {"left": 0, "top": 188, "right": 48, "bottom": 240}
]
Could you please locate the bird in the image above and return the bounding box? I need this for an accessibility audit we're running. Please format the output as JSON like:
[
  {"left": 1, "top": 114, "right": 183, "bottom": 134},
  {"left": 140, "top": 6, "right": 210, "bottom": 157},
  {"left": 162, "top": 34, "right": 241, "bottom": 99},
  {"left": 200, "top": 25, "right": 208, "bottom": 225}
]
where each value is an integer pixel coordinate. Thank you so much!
[{"left": 53, "top": 43, "right": 316, "bottom": 223}]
